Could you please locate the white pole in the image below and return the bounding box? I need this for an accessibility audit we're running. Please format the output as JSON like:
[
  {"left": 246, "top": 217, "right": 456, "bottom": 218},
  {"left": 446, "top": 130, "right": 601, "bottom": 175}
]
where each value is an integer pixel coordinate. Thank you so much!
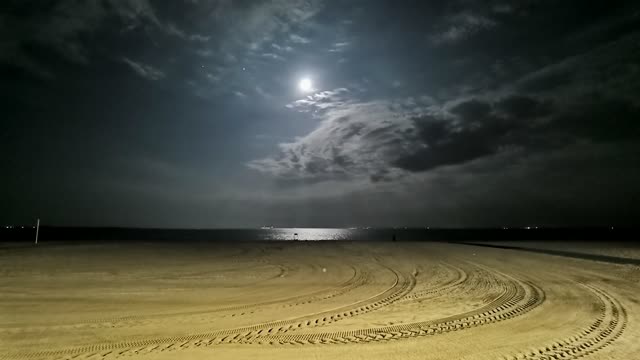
[{"left": 35, "top": 218, "right": 40, "bottom": 245}]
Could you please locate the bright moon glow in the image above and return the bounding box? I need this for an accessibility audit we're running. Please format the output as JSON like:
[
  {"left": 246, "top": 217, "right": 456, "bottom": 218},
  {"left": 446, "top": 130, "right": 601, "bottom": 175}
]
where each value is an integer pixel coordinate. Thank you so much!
[{"left": 299, "top": 77, "right": 312, "bottom": 92}]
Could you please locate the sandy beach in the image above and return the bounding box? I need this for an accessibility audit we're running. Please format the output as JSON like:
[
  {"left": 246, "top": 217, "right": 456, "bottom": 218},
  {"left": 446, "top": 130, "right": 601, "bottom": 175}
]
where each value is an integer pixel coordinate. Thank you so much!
[{"left": 1, "top": 241, "right": 638, "bottom": 360}]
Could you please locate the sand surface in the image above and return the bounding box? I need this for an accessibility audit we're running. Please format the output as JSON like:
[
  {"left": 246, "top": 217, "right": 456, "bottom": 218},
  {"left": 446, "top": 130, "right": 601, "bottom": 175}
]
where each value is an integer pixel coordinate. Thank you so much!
[{"left": 1, "top": 241, "right": 639, "bottom": 360}]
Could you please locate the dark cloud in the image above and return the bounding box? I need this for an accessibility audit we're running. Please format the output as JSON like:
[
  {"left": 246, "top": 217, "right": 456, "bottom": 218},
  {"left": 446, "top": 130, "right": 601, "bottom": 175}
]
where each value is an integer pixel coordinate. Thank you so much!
[
  {"left": 518, "top": 69, "right": 575, "bottom": 93},
  {"left": 0, "top": 0, "right": 166, "bottom": 72},
  {"left": 398, "top": 93, "right": 640, "bottom": 173},
  {"left": 394, "top": 96, "right": 544, "bottom": 172},
  {"left": 550, "top": 96, "right": 640, "bottom": 143},
  {"left": 450, "top": 99, "right": 493, "bottom": 121},
  {"left": 495, "top": 95, "right": 553, "bottom": 119},
  {"left": 395, "top": 116, "right": 499, "bottom": 172}
]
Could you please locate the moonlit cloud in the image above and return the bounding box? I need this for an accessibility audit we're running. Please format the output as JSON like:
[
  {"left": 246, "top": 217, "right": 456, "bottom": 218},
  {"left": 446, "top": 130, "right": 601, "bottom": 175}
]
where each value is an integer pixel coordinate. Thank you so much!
[
  {"left": 251, "top": 94, "right": 434, "bottom": 181},
  {"left": 286, "top": 88, "right": 352, "bottom": 112}
]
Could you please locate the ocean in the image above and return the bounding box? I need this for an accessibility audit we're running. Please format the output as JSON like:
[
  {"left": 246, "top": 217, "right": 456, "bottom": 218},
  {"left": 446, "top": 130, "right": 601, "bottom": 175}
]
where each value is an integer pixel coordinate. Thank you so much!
[{"left": 1, "top": 226, "right": 638, "bottom": 243}]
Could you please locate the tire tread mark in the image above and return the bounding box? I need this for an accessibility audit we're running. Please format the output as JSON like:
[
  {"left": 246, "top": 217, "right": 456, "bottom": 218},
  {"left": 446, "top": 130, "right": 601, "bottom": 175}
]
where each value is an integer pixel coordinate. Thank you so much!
[{"left": 503, "top": 283, "right": 627, "bottom": 360}]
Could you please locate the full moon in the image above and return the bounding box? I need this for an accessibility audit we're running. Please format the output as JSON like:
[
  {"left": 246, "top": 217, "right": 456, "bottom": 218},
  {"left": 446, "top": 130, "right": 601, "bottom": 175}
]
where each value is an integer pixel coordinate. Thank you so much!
[{"left": 299, "top": 77, "right": 313, "bottom": 92}]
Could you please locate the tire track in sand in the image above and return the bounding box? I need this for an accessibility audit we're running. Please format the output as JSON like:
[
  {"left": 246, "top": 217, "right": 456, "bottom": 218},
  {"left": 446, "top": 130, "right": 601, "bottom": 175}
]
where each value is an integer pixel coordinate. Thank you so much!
[
  {"left": 503, "top": 283, "right": 627, "bottom": 360},
  {"left": 0, "top": 263, "right": 366, "bottom": 334},
  {"left": 257, "top": 265, "right": 544, "bottom": 346},
  {"left": 95, "top": 264, "right": 538, "bottom": 352},
  {"left": 400, "top": 262, "right": 469, "bottom": 302},
  {"left": 2, "top": 263, "right": 414, "bottom": 360}
]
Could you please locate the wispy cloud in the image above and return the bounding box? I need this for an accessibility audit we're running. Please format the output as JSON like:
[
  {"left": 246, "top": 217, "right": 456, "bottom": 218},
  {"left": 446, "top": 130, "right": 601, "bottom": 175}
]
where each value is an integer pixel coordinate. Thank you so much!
[
  {"left": 328, "top": 41, "right": 350, "bottom": 53},
  {"left": 214, "top": 0, "right": 322, "bottom": 50},
  {"left": 187, "top": 0, "right": 322, "bottom": 99},
  {"left": 430, "top": 13, "right": 497, "bottom": 45},
  {"left": 271, "top": 43, "right": 293, "bottom": 52},
  {"left": 121, "top": 58, "right": 165, "bottom": 80},
  {"left": 492, "top": 3, "right": 515, "bottom": 14},
  {"left": 261, "top": 52, "right": 285, "bottom": 61},
  {"left": 196, "top": 48, "right": 214, "bottom": 57},
  {"left": 166, "top": 23, "right": 210, "bottom": 42},
  {"left": 290, "top": 34, "right": 311, "bottom": 44}
]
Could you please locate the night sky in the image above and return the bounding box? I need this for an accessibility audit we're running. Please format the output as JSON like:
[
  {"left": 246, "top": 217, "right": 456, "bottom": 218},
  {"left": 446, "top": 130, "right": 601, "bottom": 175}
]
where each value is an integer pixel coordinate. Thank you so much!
[{"left": 2, "top": 1, "right": 640, "bottom": 228}]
